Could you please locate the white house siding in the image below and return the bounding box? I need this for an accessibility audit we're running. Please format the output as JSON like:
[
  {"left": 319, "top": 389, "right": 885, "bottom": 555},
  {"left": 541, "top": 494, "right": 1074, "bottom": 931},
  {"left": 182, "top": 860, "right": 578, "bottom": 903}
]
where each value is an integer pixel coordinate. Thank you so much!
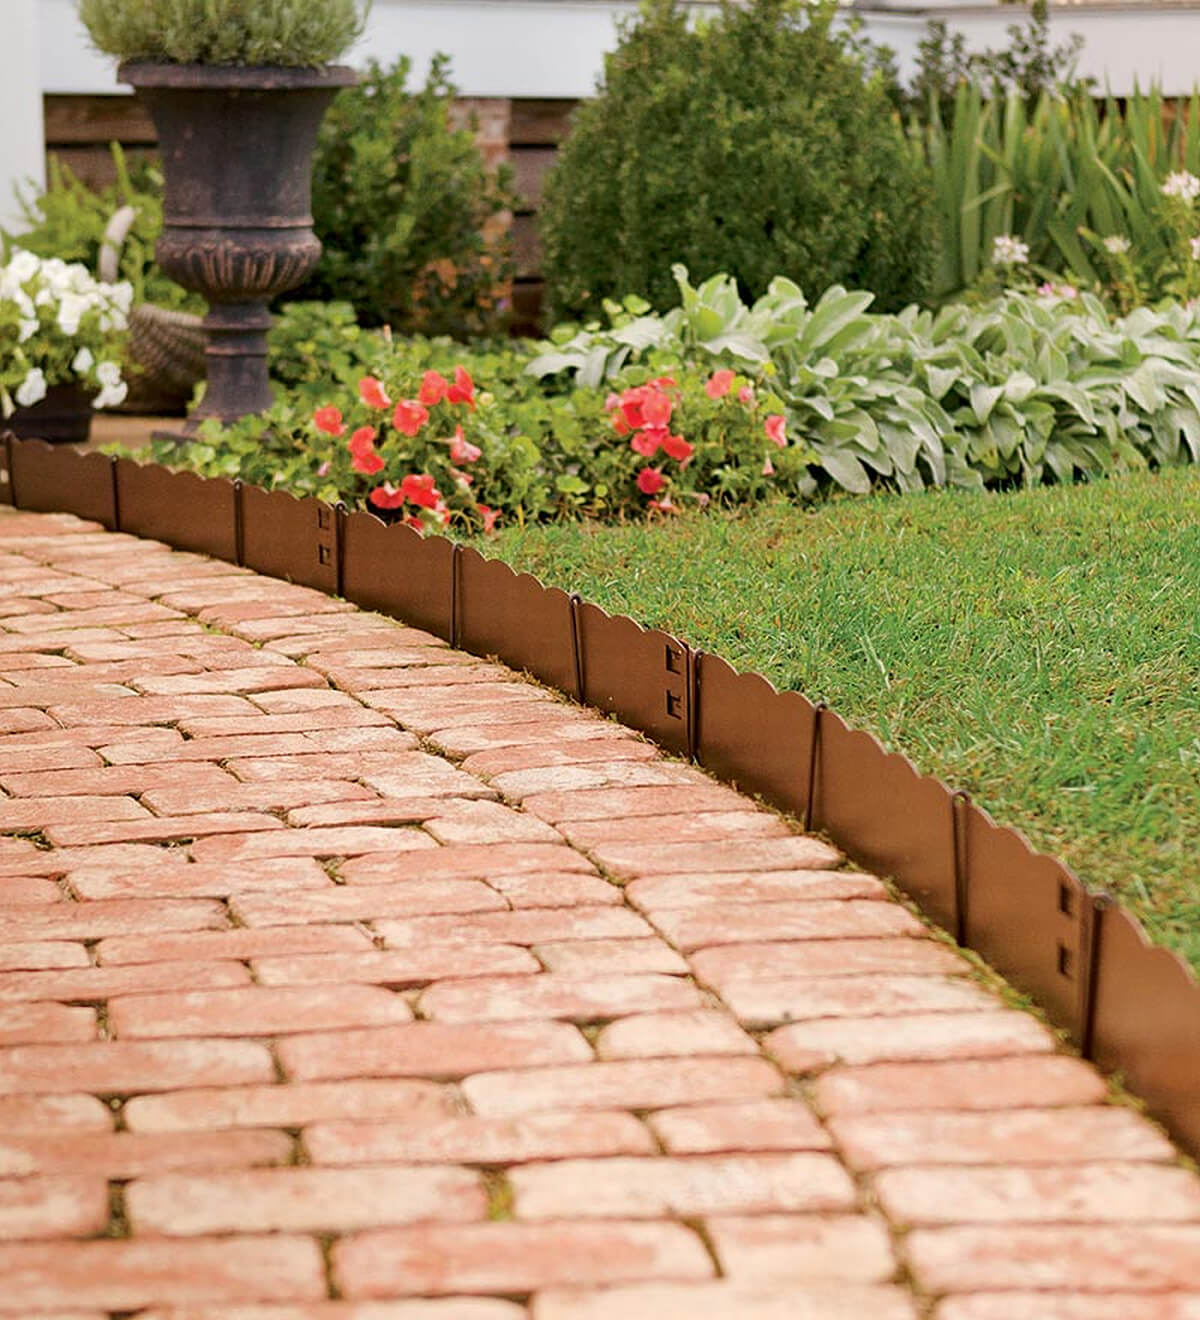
[
  {"left": 6, "top": 0, "right": 1200, "bottom": 243},
  {"left": 2, "top": 0, "right": 45, "bottom": 233}
]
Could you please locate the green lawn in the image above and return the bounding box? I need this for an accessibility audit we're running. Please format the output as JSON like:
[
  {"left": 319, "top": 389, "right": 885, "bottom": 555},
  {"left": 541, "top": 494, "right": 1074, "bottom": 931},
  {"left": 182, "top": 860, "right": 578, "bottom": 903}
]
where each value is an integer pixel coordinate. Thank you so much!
[{"left": 483, "top": 466, "right": 1200, "bottom": 969}]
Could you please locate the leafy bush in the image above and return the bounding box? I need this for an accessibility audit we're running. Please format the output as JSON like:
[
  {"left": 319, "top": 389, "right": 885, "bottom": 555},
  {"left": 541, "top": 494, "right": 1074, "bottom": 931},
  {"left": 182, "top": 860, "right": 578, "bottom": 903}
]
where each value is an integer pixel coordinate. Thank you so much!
[
  {"left": 77, "top": 0, "right": 366, "bottom": 67},
  {"left": 1, "top": 147, "right": 197, "bottom": 313},
  {"left": 539, "top": 0, "right": 937, "bottom": 320},
  {"left": 294, "top": 55, "right": 516, "bottom": 339}
]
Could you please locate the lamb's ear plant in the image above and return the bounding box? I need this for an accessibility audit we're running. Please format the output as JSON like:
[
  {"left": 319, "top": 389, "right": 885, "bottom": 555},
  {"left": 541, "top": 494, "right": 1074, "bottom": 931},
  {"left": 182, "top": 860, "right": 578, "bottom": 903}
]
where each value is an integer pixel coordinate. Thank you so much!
[{"left": 77, "top": 0, "right": 369, "bottom": 67}]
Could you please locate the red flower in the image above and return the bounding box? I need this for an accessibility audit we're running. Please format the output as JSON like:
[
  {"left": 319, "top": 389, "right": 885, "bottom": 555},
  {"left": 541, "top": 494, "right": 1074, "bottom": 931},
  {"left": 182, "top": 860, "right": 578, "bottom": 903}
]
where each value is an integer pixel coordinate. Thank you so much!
[
  {"left": 369, "top": 484, "right": 405, "bottom": 510},
  {"left": 447, "top": 365, "right": 476, "bottom": 409},
  {"left": 313, "top": 405, "right": 344, "bottom": 437},
  {"left": 660, "top": 432, "right": 694, "bottom": 464},
  {"left": 630, "top": 428, "right": 662, "bottom": 458},
  {"left": 611, "top": 412, "right": 631, "bottom": 437},
  {"left": 619, "top": 389, "right": 647, "bottom": 430},
  {"left": 418, "top": 371, "right": 448, "bottom": 407},
  {"left": 352, "top": 448, "right": 385, "bottom": 476},
  {"left": 359, "top": 376, "right": 391, "bottom": 409},
  {"left": 478, "top": 504, "right": 499, "bottom": 533},
  {"left": 448, "top": 425, "right": 482, "bottom": 464},
  {"left": 399, "top": 473, "right": 442, "bottom": 509},
  {"left": 393, "top": 399, "right": 429, "bottom": 437},
  {"left": 637, "top": 467, "right": 666, "bottom": 496},
  {"left": 650, "top": 375, "right": 677, "bottom": 389},
  {"left": 348, "top": 425, "right": 378, "bottom": 455},
  {"left": 705, "top": 369, "right": 735, "bottom": 400},
  {"left": 765, "top": 414, "right": 787, "bottom": 448}
]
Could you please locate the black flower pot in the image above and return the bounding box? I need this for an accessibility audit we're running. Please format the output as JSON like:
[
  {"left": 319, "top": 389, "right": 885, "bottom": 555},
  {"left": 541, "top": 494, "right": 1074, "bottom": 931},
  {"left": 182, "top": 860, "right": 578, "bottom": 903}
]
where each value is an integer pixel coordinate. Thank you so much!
[
  {"left": 120, "top": 62, "right": 356, "bottom": 436},
  {"left": 7, "top": 382, "right": 96, "bottom": 444}
]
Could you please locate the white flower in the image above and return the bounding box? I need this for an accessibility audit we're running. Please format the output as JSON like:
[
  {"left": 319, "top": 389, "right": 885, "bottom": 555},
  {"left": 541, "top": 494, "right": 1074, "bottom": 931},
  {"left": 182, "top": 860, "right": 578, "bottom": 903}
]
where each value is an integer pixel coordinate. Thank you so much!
[
  {"left": 1190, "top": 237, "right": 1200, "bottom": 261},
  {"left": 94, "top": 380, "right": 128, "bottom": 410},
  {"left": 15, "top": 368, "right": 47, "bottom": 408},
  {"left": 5, "top": 249, "right": 39, "bottom": 285},
  {"left": 56, "top": 292, "right": 89, "bottom": 337},
  {"left": 1103, "top": 235, "right": 1131, "bottom": 255},
  {"left": 72, "top": 347, "right": 94, "bottom": 375},
  {"left": 992, "top": 234, "right": 1030, "bottom": 267},
  {"left": 1163, "top": 171, "right": 1200, "bottom": 202},
  {"left": 96, "top": 361, "right": 122, "bottom": 388},
  {"left": 17, "top": 318, "right": 38, "bottom": 344}
]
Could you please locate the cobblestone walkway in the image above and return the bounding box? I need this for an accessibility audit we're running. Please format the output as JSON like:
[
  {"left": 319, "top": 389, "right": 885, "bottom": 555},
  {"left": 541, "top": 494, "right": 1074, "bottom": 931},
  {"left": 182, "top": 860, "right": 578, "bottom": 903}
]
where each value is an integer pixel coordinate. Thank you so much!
[{"left": 2, "top": 506, "right": 1200, "bottom": 1319}]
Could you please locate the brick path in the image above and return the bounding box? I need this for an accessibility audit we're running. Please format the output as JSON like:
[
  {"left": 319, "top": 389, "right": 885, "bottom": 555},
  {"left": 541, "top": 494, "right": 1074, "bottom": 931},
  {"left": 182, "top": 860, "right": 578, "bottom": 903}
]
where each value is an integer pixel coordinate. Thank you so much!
[{"left": 1, "top": 506, "right": 1199, "bottom": 1319}]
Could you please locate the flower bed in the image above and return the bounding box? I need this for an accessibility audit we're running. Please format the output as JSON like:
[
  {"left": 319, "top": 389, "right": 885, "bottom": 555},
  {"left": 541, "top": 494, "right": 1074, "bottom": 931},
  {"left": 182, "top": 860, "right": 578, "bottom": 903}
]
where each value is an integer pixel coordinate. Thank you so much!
[{"left": 126, "top": 268, "right": 1200, "bottom": 533}]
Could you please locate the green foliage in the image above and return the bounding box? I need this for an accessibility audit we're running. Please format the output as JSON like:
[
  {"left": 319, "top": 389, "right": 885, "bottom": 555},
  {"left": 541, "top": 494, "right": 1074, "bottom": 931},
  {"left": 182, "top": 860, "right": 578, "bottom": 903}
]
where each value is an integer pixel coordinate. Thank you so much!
[
  {"left": 139, "top": 273, "right": 1200, "bottom": 529},
  {"left": 539, "top": 0, "right": 937, "bottom": 320},
  {"left": 530, "top": 266, "right": 1200, "bottom": 493},
  {"left": 922, "top": 81, "right": 1200, "bottom": 305},
  {"left": 1, "top": 147, "right": 197, "bottom": 312},
  {"left": 482, "top": 467, "right": 1200, "bottom": 971},
  {"left": 295, "top": 54, "right": 516, "bottom": 339},
  {"left": 907, "top": 1, "right": 1085, "bottom": 127},
  {"left": 77, "top": 0, "right": 366, "bottom": 67}
]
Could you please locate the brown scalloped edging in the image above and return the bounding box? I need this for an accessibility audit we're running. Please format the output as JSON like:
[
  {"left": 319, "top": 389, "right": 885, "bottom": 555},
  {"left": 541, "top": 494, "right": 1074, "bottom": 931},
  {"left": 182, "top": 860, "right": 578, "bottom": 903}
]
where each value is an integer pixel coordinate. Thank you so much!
[{"left": 4, "top": 431, "right": 1200, "bottom": 1155}]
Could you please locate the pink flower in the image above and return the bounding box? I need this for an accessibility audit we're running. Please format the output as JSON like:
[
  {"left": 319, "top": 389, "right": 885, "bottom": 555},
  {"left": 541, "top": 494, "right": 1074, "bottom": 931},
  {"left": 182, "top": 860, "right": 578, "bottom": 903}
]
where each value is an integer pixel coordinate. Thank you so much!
[
  {"left": 478, "top": 504, "right": 499, "bottom": 533},
  {"left": 448, "top": 425, "right": 482, "bottom": 464},
  {"left": 359, "top": 376, "right": 391, "bottom": 409},
  {"left": 393, "top": 399, "right": 429, "bottom": 437},
  {"left": 648, "top": 496, "right": 678, "bottom": 515},
  {"left": 660, "top": 433, "right": 694, "bottom": 464},
  {"left": 765, "top": 414, "right": 787, "bottom": 448},
  {"left": 418, "top": 371, "right": 448, "bottom": 407},
  {"left": 637, "top": 467, "right": 666, "bottom": 496},
  {"left": 738, "top": 385, "right": 755, "bottom": 405},
  {"left": 762, "top": 456, "right": 775, "bottom": 476},
  {"left": 605, "top": 392, "right": 621, "bottom": 412},
  {"left": 316, "top": 461, "right": 331, "bottom": 478},
  {"left": 630, "top": 428, "right": 662, "bottom": 458},
  {"left": 446, "top": 365, "right": 476, "bottom": 409},
  {"left": 313, "top": 405, "right": 344, "bottom": 437},
  {"left": 705, "top": 369, "right": 735, "bottom": 399},
  {"left": 640, "top": 387, "right": 673, "bottom": 428}
]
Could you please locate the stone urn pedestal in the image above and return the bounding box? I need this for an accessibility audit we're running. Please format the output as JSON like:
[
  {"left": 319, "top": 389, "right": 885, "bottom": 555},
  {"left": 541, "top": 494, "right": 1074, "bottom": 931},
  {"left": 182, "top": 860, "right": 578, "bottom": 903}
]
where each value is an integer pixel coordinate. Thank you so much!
[{"left": 120, "top": 62, "right": 356, "bottom": 437}]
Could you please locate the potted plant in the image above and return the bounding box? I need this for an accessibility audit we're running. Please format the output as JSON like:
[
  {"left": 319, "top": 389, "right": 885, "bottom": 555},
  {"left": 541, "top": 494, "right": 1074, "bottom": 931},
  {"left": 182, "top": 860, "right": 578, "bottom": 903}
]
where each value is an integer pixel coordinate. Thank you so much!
[
  {"left": 0, "top": 248, "right": 131, "bottom": 443},
  {"left": 76, "top": 0, "right": 366, "bottom": 436}
]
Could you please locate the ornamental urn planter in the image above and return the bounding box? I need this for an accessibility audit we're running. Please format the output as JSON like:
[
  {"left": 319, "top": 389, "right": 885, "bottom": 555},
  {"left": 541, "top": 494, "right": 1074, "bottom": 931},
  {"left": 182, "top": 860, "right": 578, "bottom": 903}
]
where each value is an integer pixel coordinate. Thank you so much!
[
  {"left": 119, "top": 62, "right": 356, "bottom": 436},
  {"left": 6, "top": 383, "right": 96, "bottom": 444}
]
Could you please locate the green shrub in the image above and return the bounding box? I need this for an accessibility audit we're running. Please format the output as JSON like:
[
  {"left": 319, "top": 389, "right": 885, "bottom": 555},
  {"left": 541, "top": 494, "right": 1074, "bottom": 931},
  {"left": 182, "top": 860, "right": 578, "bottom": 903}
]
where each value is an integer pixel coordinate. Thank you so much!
[
  {"left": 293, "top": 54, "right": 516, "bottom": 339},
  {"left": 539, "top": 0, "right": 937, "bottom": 320},
  {"left": 77, "top": 0, "right": 366, "bottom": 67},
  {"left": 1, "top": 147, "right": 197, "bottom": 312}
]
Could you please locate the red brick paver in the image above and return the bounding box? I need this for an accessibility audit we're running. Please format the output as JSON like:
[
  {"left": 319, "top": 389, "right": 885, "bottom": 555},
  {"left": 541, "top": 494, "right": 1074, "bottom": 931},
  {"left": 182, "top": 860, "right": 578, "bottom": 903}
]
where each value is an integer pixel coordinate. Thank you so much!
[{"left": 1, "top": 505, "right": 1199, "bottom": 1317}]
